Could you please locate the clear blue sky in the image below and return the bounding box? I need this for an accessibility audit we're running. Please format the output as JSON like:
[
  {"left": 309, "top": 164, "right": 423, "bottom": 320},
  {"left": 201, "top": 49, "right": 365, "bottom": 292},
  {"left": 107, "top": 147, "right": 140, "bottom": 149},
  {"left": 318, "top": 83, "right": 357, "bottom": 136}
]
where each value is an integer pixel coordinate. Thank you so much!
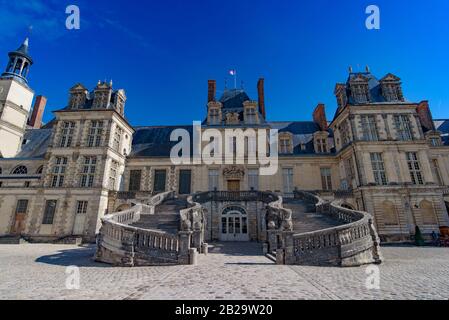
[{"left": 0, "top": 0, "right": 448, "bottom": 126}]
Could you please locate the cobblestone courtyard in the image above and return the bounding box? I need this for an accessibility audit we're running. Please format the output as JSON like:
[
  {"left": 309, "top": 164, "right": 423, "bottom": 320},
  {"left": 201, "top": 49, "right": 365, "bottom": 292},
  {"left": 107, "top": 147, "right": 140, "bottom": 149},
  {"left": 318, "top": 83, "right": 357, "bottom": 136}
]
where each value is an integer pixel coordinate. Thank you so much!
[{"left": 0, "top": 243, "right": 448, "bottom": 300}]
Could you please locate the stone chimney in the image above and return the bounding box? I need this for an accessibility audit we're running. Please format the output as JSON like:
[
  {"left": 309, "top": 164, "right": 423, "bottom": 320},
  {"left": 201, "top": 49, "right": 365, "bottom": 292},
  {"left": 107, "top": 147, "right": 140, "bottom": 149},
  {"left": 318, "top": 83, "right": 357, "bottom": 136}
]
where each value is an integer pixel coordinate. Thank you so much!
[
  {"left": 416, "top": 101, "right": 435, "bottom": 132},
  {"left": 257, "top": 78, "right": 266, "bottom": 119},
  {"left": 208, "top": 80, "right": 216, "bottom": 102},
  {"left": 28, "top": 95, "right": 47, "bottom": 129},
  {"left": 313, "top": 103, "right": 328, "bottom": 131}
]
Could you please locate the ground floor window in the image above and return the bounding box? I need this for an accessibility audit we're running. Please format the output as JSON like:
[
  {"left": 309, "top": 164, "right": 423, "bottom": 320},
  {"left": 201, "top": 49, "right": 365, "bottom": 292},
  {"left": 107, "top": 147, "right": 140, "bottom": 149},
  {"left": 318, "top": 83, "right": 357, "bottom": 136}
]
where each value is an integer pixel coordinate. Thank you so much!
[
  {"left": 282, "top": 168, "right": 294, "bottom": 194},
  {"left": 208, "top": 169, "right": 219, "bottom": 191},
  {"left": 42, "top": 200, "right": 57, "bottom": 225},
  {"left": 320, "top": 168, "right": 332, "bottom": 191},
  {"left": 153, "top": 169, "right": 167, "bottom": 193},
  {"left": 248, "top": 169, "right": 259, "bottom": 191}
]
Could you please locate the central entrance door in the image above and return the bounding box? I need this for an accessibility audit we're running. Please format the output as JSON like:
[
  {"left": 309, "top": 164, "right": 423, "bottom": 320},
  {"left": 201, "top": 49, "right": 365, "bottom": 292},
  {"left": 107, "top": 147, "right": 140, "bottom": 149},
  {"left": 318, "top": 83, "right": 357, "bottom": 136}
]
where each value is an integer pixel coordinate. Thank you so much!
[
  {"left": 227, "top": 180, "right": 240, "bottom": 191},
  {"left": 220, "top": 206, "right": 249, "bottom": 241}
]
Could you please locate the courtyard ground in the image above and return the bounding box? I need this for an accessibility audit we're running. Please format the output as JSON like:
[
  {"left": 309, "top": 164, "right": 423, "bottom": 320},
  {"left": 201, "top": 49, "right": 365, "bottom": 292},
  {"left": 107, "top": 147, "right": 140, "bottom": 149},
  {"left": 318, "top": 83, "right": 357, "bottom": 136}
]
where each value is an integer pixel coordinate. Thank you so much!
[{"left": 0, "top": 242, "right": 448, "bottom": 300}]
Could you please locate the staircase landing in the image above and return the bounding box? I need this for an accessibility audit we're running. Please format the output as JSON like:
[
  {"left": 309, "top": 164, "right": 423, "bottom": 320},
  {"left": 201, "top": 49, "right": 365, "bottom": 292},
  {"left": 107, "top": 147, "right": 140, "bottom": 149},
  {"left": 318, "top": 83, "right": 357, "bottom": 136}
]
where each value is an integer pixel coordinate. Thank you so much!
[{"left": 283, "top": 198, "right": 342, "bottom": 234}]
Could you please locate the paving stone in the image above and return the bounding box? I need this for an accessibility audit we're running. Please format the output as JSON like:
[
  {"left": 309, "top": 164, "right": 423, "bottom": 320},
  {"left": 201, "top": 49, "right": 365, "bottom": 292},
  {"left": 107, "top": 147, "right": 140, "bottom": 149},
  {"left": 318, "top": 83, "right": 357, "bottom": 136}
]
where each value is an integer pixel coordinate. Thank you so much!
[{"left": 0, "top": 243, "right": 448, "bottom": 300}]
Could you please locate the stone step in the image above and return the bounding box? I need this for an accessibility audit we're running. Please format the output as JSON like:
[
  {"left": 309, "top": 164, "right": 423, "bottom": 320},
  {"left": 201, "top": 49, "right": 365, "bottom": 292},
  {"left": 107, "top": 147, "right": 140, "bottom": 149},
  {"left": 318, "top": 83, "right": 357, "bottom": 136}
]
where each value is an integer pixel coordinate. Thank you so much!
[
  {"left": 283, "top": 199, "right": 342, "bottom": 234},
  {"left": 0, "top": 236, "right": 27, "bottom": 244}
]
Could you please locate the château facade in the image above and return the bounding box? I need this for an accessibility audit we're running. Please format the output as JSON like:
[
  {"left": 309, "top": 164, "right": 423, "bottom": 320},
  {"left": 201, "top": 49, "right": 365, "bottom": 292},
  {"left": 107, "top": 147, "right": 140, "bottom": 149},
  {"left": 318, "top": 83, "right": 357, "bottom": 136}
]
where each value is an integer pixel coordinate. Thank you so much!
[{"left": 0, "top": 39, "right": 448, "bottom": 244}]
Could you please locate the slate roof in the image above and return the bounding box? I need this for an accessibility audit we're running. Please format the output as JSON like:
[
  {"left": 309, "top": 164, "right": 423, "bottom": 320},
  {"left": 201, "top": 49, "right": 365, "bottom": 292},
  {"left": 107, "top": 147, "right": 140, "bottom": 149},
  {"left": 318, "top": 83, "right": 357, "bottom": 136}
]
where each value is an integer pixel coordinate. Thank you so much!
[
  {"left": 130, "top": 121, "right": 334, "bottom": 157},
  {"left": 434, "top": 120, "right": 449, "bottom": 145},
  {"left": 131, "top": 125, "right": 193, "bottom": 157},
  {"left": 15, "top": 129, "right": 52, "bottom": 159}
]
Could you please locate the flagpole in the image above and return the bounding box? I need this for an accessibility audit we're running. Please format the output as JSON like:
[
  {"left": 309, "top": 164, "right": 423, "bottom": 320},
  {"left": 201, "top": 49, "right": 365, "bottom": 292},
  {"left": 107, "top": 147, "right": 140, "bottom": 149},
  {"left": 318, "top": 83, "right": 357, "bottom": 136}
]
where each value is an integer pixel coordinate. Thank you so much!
[{"left": 234, "top": 69, "right": 237, "bottom": 89}]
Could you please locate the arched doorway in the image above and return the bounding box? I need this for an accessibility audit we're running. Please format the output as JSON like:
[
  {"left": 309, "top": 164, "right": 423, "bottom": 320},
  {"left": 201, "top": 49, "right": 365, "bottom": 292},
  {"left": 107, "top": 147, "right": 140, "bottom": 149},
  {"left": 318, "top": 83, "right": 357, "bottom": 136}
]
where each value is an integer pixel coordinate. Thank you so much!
[{"left": 220, "top": 206, "right": 249, "bottom": 241}]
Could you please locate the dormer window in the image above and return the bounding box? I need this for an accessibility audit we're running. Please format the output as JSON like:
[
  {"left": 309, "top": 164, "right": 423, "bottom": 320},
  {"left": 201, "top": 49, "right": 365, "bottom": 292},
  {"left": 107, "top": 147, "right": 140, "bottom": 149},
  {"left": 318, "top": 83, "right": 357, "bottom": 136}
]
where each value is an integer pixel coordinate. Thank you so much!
[
  {"left": 334, "top": 84, "right": 347, "bottom": 109},
  {"left": 245, "top": 107, "right": 257, "bottom": 124},
  {"left": 279, "top": 133, "right": 293, "bottom": 154},
  {"left": 351, "top": 84, "right": 370, "bottom": 103},
  {"left": 380, "top": 74, "right": 404, "bottom": 102},
  {"left": 225, "top": 112, "right": 239, "bottom": 125},
  {"left": 314, "top": 131, "right": 329, "bottom": 153},
  {"left": 208, "top": 108, "right": 221, "bottom": 125}
]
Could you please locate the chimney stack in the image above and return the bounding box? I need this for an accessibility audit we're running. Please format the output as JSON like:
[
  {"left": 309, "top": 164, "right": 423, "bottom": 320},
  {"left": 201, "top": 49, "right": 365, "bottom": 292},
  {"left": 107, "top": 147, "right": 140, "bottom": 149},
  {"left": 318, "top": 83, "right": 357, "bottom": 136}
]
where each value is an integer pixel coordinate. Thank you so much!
[
  {"left": 28, "top": 95, "right": 47, "bottom": 129},
  {"left": 257, "top": 78, "right": 266, "bottom": 119},
  {"left": 416, "top": 101, "right": 435, "bottom": 132},
  {"left": 313, "top": 103, "right": 328, "bottom": 131},
  {"left": 208, "top": 80, "right": 216, "bottom": 103}
]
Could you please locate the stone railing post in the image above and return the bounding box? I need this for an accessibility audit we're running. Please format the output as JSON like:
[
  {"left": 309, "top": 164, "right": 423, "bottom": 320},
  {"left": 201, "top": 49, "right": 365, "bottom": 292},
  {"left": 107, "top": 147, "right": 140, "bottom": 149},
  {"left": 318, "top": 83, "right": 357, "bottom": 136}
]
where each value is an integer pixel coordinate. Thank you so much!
[
  {"left": 283, "top": 232, "right": 294, "bottom": 264},
  {"left": 120, "top": 229, "right": 136, "bottom": 267},
  {"left": 178, "top": 231, "right": 192, "bottom": 265}
]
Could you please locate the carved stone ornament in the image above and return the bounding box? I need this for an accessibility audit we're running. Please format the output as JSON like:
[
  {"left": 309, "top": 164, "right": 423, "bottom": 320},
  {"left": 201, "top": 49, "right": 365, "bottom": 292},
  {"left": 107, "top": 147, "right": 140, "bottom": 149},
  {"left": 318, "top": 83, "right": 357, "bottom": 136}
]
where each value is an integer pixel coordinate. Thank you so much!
[{"left": 223, "top": 165, "right": 245, "bottom": 180}]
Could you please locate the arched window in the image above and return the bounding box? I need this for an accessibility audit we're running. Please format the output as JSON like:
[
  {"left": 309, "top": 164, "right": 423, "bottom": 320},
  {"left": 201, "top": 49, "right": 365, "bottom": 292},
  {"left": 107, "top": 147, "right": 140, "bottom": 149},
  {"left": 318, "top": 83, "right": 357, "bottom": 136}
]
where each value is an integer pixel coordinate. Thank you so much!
[
  {"left": 36, "top": 166, "right": 44, "bottom": 174},
  {"left": 420, "top": 200, "right": 438, "bottom": 225},
  {"left": 382, "top": 201, "right": 399, "bottom": 226},
  {"left": 12, "top": 166, "right": 28, "bottom": 175}
]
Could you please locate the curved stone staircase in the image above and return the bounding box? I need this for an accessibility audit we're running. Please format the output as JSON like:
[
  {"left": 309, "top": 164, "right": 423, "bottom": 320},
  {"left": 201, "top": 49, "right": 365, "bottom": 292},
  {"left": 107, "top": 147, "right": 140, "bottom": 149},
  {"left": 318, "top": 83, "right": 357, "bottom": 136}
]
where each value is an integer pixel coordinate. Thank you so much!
[
  {"left": 130, "top": 198, "right": 188, "bottom": 234},
  {"left": 283, "top": 198, "right": 343, "bottom": 234}
]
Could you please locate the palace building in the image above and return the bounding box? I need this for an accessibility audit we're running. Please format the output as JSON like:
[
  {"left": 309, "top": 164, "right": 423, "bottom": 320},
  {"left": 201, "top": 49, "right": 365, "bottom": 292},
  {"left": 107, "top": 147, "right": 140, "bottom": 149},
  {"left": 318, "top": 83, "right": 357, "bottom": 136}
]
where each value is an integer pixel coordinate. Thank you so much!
[{"left": 0, "top": 38, "right": 448, "bottom": 247}]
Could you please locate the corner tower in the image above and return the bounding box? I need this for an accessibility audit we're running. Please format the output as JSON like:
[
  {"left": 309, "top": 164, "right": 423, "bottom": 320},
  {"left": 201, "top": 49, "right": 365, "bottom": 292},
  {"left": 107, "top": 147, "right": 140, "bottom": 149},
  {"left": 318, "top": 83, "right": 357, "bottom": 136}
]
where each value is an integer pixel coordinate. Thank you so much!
[{"left": 0, "top": 38, "right": 35, "bottom": 157}]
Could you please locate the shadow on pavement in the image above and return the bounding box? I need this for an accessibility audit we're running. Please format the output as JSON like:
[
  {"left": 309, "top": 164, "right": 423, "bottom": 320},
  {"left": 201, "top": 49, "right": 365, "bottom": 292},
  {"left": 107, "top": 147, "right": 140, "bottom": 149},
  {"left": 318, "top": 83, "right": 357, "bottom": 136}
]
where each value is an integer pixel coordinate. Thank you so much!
[{"left": 35, "top": 245, "right": 109, "bottom": 268}]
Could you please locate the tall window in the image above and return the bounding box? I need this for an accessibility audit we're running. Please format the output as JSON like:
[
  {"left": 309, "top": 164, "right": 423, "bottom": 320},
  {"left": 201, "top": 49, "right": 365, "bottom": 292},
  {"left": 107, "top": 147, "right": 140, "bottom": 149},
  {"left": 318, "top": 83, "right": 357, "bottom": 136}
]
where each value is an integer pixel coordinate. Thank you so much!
[
  {"left": 370, "top": 153, "right": 388, "bottom": 185},
  {"left": 51, "top": 157, "right": 67, "bottom": 188},
  {"left": 282, "top": 168, "right": 294, "bottom": 194},
  {"left": 245, "top": 107, "right": 257, "bottom": 124},
  {"left": 320, "top": 168, "right": 332, "bottom": 190},
  {"left": 406, "top": 152, "right": 424, "bottom": 185},
  {"left": 87, "top": 121, "right": 104, "bottom": 147},
  {"left": 431, "top": 159, "right": 443, "bottom": 185},
  {"left": 279, "top": 137, "right": 292, "bottom": 154},
  {"left": 109, "top": 160, "right": 119, "bottom": 190},
  {"left": 15, "top": 200, "right": 29, "bottom": 214},
  {"left": 339, "top": 121, "right": 351, "bottom": 146},
  {"left": 248, "top": 169, "right": 259, "bottom": 191},
  {"left": 394, "top": 115, "right": 413, "bottom": 141},
  {"left": 153, "top": 169, "right": 167, "bottom": 193},
  {"left": 80, "top": 156, "right": 97, "bottom": 188},
  {"left": 42, "top": 200, "right": 57, "bottom": 225},
  {"left": 360, "top": 115, "right": 378, "bottom": 141},
  {"left": 345, "top": 158, "right": 355, "bottom": 180},
  {"left": 129, "top": 170, "right": 142, "bottom": 191},
  {"left": 208, "top": 169, "right": 219, "bottom": 191},
  {"left": 112, "top": 127, "right": 122, "bottom": 151},
  {"left": 59, "top": 121, "right": 76, "bottom": 148},
  {"left": 76, "top": 201, "right": 88, "bottom": 214}
]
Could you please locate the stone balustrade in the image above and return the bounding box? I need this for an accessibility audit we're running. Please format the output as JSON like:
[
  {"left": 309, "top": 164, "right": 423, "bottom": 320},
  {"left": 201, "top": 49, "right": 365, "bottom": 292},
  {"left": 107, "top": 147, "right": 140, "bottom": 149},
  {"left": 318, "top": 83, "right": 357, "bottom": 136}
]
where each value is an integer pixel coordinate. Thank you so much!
[
  {"left": 95, "top": 191, "right": 197, "bottom": 266},
  {"left": 277, "top": 190, "right": 383, "bottom": 267}
]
